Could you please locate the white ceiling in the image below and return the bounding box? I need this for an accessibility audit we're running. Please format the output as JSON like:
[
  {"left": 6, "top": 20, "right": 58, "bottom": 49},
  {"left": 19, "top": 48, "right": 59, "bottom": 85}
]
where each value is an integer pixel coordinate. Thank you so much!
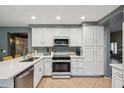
[{"left": 0, "top": 5, "right": 120, "bottom": 26}]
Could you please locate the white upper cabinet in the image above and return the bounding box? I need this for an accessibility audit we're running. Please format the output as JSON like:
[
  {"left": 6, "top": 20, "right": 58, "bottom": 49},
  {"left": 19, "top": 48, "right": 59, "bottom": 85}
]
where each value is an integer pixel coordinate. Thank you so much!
[
  {"left": 43, "top": 28, "right": 54, "bottom": 47},
  {"left": 32, "top": 28, "right": 54, "bottom": 47},
  {"left": 69, "top": 28, "right": 82, "bottom": 46},
  {"left": 83, "top": 26, "right": 94, "bottom": 46},
  {"left": 94, "top": 26, "right": 104, "bottom": 46},
  {"left": 82, "top": 25, "right": 104, "bottom": 76},
  {"left": 54, "top": 28, "right": 70, "bottom": 37},
  {"left": 83, "top": 26, "right": 104, "bottom": 46},
  {"left": 83, "top": 47, "right": 94, "bottom": 61},
  {"left": 94, "top": 47, "right": 104, "bottom": 61},
  {"left": 32, "top": 27, "right": 82, "bottom": 47},
  {"left": 32, "top": 28, "right": 44, "bottom": 47}
]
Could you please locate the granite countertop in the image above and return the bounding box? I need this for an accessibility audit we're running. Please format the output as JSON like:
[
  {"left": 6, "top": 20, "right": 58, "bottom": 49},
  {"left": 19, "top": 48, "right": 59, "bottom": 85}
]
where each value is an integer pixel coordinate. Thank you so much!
[
  {"left": 69, "top": 55, "right": 83, "bottom": 58},
  {"left": 0, "top": 53, "right": 83, "bottom": 79},
  {"left": 0, "top": 56, "right": 45, "bottom": 79}
]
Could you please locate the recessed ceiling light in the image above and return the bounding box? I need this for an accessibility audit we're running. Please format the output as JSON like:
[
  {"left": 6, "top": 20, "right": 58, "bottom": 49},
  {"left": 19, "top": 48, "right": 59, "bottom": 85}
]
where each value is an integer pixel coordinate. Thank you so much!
[
  {"left": 56, "top": 16, "right": 61, "bottom": 20},
  {"left": 81, "top": 16, "right": 85, "bottom": 20},
  {"left": 32, "top": 16, "right": 36, "bottom": 20}
]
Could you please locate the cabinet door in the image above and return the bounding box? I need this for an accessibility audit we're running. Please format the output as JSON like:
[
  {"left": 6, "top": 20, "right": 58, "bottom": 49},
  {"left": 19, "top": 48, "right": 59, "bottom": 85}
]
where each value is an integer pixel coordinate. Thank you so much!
[
  {"left": 39, "top": 60, "right": 44, "bottom": 78},
  {"left": 34, "top": 65, "right": 40, "bottom": 87},
  {"left": 44, "top": 62, "right": 52, "bottom": 76},
  {"left": 112, "top": 75, "right": 122, "bottom": 88},
  {"left": 71, "top": 62, "right": 84, "bottom": 69},
  {"left": 54, "top": 28, "right": 70, "bottom": 36},
  {"left": 34, "top": 60, "right": 43, "bottom": 87},
  {"left": 94, "top": 61, "right": 104, "bottom": 75},
  {"left": 43, "top": 28, "right": 54, "bottom": 47},
  {"left": 84, "top": 61, "right": 94, "bottom": 75},
  {"left": 83, "top": 26, "right": 94, "bottom": 46},
  {"left": 32, "top": 28, "right": 44, "bottom": 47},
  {"left": 70, "top": 28, "right": 82, "bottom": 46},
  {"left": 94, "top": 26, "right": 104, "bottom": 46},
  {"left": 71, "top": 69, "right": 84, "bottom": 76},
  {"left": 83, "top": 47, "right": 94, "bottom": 61},
  {"left": 94, "top": 47, "right": 104, "bottom": 61}
]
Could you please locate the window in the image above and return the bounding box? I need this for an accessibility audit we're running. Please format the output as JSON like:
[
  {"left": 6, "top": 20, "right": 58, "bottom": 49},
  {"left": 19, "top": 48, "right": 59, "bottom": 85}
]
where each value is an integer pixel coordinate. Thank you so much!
[{"left": 111, "top": 42, "right": 117, "bottom": 54}]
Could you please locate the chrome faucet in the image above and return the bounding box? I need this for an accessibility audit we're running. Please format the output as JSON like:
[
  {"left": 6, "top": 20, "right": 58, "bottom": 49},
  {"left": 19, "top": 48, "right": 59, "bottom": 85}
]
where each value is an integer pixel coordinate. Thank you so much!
[{"left": 23, "top": 47, "right": 27, "bottom": 59}]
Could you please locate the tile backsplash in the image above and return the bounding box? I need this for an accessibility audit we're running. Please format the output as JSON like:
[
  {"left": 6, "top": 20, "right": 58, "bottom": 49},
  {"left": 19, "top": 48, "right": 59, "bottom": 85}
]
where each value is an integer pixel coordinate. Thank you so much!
[{"left": 32, "top": 46, "right": 81, "bottom": 55}]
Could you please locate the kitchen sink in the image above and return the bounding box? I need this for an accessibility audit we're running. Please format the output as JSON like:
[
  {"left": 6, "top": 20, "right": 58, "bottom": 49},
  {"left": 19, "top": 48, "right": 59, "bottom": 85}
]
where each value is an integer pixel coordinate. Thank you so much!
[{"left": 20, "top": 57, "right": 39, "bottom": 62}]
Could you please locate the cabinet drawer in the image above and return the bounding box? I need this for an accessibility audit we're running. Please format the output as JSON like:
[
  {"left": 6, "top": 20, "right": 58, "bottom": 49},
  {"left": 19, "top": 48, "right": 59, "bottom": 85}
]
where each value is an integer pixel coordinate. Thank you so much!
[
  {"left": 71, "top": 62, "right": 83, "bottom": 68},
  {"left": 71, "top": 69, "right": 84, "bottom": 76},
  {"left": 71, "top": 58, "right": 83, "bottom": 62}
]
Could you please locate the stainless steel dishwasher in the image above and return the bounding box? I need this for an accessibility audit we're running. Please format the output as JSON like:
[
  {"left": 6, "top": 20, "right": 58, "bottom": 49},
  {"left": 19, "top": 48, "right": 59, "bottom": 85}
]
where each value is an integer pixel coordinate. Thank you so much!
[{"left": 15, "top": 66, "right": 34, "bottom": 88}]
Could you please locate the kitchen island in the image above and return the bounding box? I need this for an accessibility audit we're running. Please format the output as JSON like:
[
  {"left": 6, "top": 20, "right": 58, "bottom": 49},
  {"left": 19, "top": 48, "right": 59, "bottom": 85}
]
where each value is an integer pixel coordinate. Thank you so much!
[{"left": 0, "top": 55, "right": 52, "bottom": 88}]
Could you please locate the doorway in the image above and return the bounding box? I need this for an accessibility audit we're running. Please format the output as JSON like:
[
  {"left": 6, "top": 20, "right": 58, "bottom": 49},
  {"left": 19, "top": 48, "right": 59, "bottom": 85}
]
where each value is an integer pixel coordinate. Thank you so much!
[
  {"left": 8, "top": 33, "right": 28, "bottom": 58},
  {"left": 108, "top": 12, "right": 123, "bottom": 77}
]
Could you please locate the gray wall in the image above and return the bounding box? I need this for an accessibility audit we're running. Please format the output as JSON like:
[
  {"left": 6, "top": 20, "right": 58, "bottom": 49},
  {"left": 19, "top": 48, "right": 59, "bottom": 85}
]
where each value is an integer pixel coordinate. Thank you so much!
[
  {"left": 0, "top": 27, "right": 31, "bottom": 60},
  {"left": 104, "top": 24, "right": 111, "bottom": 77}
]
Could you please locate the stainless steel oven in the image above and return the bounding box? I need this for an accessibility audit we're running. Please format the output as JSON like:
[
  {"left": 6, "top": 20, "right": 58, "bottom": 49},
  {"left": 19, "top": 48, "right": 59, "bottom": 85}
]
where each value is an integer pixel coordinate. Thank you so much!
[
  {"left": 53, "top": 62, "right": 70, "bottom": 72},
  {"left": 52, "top": 55, "right": 71, "bottom": 78}
]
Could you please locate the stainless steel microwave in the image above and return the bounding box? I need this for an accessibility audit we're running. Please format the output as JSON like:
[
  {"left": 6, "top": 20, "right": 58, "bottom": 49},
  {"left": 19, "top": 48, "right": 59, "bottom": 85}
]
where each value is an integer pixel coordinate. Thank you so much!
[{"left": 53, "top": 36, "right": 69, "bottom": 46}]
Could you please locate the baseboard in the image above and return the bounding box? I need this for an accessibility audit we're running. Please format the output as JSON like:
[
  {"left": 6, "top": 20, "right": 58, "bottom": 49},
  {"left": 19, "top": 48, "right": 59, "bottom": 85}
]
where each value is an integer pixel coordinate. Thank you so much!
[{"left": 104, "top": 76, "right": 111, "bottom": 79}]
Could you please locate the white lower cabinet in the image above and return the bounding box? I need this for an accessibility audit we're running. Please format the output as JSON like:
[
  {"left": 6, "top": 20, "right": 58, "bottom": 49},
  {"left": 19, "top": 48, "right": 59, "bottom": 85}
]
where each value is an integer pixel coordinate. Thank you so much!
[
  {"left": 112, "top": 68, "right": 123, "bottom": 88},
  {"left": 83, "top": 46, "right": 104, "bottom": 76},
  {"left": 84, "top": 61, "right": 94, "bottom": 75},
  {"left": 71, "top": 58, "right": 84, "bottom": 76},
  {"left": 94, "top": 61, "right": 104, "bottom": 75},
  {"left": 44, "top": 58, "right": 52, "bottom": 76},
  {"left": 34, "top": 59, "right": 43, "bottom": 88},
  {"left": 71, "top": 69, "right": 84, "bottom": 76}
]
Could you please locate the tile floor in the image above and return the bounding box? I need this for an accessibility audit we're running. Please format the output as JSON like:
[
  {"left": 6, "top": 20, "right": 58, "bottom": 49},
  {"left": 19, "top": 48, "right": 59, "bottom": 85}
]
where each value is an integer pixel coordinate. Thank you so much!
[{"left": 37, "top": 77, "right": 112, "bottom": 88}]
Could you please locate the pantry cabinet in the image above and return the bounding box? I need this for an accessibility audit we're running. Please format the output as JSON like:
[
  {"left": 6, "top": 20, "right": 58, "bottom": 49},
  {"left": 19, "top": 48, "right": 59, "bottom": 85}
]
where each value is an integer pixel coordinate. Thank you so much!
[
  {"left": 94, "top": 61, "right": 104, "bottom": 75},
  {"left": 84, "top": 61, "right": 94, "bottom": 75},
  {"left": 82, "top": 25, "right": 104, "bottom": 76},
  {"left": 83, "top": 47, "right": 104, "bottom": 75},
  {"left": 94, "top": 26, "right": 104, "bottom": 46},
  {"left": 83, "top": 26, "right": 104, "bottom": 46},
  {"left": 83, "top": 47, "right": 94, "bottom": 61},
  {"left": 83, "top": 26, "right": 94, "bottom": 46}
]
